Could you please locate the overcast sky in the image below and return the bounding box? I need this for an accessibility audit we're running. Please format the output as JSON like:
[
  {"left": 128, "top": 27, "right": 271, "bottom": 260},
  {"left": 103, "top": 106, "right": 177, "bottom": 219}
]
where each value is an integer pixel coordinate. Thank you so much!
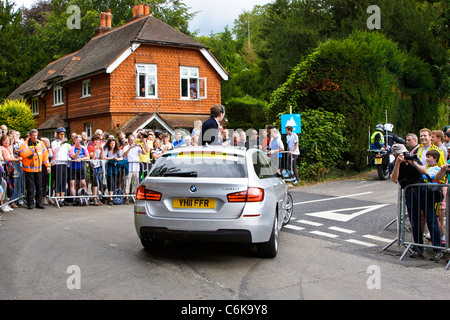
[{"left": 12, "top": 0, "right": 272, "bottom": 36}]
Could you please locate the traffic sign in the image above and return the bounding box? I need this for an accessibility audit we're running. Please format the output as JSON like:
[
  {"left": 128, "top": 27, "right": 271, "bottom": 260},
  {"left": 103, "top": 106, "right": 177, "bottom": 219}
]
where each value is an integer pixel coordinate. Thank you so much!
[{"left": 281, "top": 114, "right": 301, "bottom": 134}]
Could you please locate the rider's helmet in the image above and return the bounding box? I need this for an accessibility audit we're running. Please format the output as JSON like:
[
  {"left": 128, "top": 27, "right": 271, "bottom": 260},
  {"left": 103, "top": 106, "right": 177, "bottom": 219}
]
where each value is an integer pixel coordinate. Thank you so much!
[
  {"left": 384, "top": 123, "right": 394, "bottom": 132},
  {"left": 375, "top": 124, "right": 384, "bottom": 131}
]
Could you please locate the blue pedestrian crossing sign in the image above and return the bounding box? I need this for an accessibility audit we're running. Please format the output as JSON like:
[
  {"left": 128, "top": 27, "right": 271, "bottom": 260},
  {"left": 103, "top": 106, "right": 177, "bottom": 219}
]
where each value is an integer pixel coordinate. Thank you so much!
[{"left": 281, "top": 114, "right": 301, "bottom": 134}]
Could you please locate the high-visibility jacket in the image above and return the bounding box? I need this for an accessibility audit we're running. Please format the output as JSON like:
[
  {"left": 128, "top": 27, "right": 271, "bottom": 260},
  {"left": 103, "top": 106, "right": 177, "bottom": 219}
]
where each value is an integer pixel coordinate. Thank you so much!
[
  {"left": 370, "top": 131, "right": 385, "bottom": 149},
  {"left": 19, "top": 140, "right": 50, "bottom": 172}
]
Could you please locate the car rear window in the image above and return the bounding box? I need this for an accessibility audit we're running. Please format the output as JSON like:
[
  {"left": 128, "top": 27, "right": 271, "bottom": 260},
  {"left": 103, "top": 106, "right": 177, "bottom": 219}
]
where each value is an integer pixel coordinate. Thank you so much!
[{"left": 148, "top": 151, "right": 248, "bottom": 178}]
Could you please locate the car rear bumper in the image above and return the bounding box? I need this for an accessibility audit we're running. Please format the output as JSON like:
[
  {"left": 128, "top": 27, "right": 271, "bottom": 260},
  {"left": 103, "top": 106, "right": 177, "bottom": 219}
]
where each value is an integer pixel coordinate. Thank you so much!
[
  {"left": 134, "top": 201, "right": 274, "bottom": 244},
  {"left": 139, "top": 226, "right": 252, "bottom": 243}
]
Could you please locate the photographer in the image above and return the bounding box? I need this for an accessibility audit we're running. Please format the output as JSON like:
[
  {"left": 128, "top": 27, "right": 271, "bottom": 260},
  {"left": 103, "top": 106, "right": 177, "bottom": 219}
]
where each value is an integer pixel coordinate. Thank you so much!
[{"left": 390, "top": 144, "right": 442, "bottom": 261}]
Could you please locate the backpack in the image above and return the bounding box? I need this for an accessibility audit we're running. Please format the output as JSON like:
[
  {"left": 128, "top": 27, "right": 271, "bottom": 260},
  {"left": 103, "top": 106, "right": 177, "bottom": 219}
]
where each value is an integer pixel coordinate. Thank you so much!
[
  {"left": 75, "top": 188, "right": 89, "bottom": 206},
  {"left": 112, "top": 188, "right": 125, "bottom": 205}
]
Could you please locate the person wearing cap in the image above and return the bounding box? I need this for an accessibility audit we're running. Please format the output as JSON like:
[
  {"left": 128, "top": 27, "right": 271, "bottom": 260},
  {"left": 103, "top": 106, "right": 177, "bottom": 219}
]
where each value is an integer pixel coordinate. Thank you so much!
[
  {"left": 390, "top": 143, "right": 443, "bottom": 261},
  {"left": 51, "top": 127, "right": 70, "bottom": 206}
]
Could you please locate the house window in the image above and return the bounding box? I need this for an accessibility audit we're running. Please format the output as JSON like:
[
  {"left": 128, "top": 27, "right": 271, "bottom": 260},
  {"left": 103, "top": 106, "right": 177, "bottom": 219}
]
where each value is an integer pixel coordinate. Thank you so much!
[
  {"left": 85, "top": 123, "right": 93, "bottom": 140},
  {"left": 180, "top": 66, "right": 206, "bottom": 100},
  {"left": 31, "top": 98, "right": 39, "bottom": 115},
  {"left": 53, "top": 85, "right": 63, "bottom": 106},
  {"left": 136, "top": 64, "right": 157, "bottom": 98},
  {"left": 82, "top": 79, "right": 91, "bottom": 98}
]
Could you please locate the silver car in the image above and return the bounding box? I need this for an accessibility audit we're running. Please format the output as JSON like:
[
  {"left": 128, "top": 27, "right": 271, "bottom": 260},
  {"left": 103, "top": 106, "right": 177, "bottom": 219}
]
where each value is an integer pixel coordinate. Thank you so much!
[{"left": 134, "top": 146, "right": 293, "bottom": 258}]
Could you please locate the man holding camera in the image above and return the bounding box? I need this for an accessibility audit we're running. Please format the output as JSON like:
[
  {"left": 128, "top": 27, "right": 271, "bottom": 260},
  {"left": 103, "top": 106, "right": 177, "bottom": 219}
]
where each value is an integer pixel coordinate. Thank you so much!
[{"left": 390, "top": 144, "right": 442, "bottom": 261}]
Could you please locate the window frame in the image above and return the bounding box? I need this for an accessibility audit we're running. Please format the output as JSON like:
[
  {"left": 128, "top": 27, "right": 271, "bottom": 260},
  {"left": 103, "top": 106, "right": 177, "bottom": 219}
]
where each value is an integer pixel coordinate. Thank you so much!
[
  {"left": 31, "top": 97, "right": 39, "bottom": 116},
  {"left": 53, "top": 85, "right": 64, "bottom": 106},
  {"left": 81, "top": 79, "right": 91, "bottom": 98},
  {"left": 180, "top": 66, "right": 206, "bottom": 100},
  {"left": 136, "top": 64, "right": 158, "bottom": 99}
]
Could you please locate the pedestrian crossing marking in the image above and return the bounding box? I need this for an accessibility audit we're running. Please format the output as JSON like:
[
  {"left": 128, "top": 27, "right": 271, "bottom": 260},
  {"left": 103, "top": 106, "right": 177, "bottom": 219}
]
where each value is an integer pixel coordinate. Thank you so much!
[{"left": 328, "top": 226, "right": 356, "bottom": 234}]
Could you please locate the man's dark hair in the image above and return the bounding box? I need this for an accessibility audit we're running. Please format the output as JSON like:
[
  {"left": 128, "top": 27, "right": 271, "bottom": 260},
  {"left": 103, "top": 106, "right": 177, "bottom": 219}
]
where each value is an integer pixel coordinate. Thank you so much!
[{"left": 210, "top": 104, "right": 225, "bottom": 118}]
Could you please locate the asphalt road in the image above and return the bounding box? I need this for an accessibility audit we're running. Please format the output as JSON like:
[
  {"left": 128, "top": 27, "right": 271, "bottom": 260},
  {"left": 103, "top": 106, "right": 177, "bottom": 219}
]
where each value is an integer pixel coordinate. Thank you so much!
[{"left": 0, "top": 170, "right": 449, "bottom": 301}]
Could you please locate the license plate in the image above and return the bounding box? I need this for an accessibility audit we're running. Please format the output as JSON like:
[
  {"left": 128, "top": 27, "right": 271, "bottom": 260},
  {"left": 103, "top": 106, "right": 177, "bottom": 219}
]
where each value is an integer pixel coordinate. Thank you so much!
[
  {"left": 173, "top": 198, "right": 216, "bottom": 209},
  {"left": 375, "top": 158, "right": 383, "bottom": 165}
]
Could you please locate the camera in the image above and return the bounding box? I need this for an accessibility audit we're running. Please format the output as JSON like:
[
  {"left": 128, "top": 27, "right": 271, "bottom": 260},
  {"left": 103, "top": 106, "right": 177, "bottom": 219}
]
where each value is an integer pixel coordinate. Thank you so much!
[
  {"left": 141, "top": 132, "right": 148, "bottom": 139},
  {"left": 403, "top": 152, "right": 418, "bottom": 161}
]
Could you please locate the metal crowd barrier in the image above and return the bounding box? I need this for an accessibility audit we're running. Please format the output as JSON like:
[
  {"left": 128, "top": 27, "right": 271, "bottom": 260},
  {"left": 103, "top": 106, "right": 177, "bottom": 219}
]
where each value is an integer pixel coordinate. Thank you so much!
[
  {"left": 49, "top": 159, "right": 152, "bottom": 208},
  {"left": 395, "top": 183, "right": 449, "bottom": 269},
  {"left": 0, "top": 160, "right": 25, "bottom": 210},
  {"left": 267, "top": 151, "right": 296, "bottom": 182}
]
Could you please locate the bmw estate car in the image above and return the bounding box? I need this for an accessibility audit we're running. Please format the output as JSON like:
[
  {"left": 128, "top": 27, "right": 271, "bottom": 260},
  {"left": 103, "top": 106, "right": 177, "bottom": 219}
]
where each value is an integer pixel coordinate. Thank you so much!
[{"left": 134, "top": 145, "right": 293, "bottom": 258}]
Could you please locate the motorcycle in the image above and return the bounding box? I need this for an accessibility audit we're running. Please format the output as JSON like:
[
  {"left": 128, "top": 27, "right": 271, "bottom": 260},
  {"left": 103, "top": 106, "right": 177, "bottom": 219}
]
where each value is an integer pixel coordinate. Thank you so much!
[{"left": 367, "top": 148, "right": 393, "bottom": 180}]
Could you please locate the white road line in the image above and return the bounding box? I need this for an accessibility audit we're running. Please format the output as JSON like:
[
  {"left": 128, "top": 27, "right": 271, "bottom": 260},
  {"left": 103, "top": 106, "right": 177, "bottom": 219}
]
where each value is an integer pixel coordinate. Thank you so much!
[
  {"left": 310, "top": 231, "right": 339, "bottom": 239},
  {"left": 284, "top": 225, "right": 305, "bottom": 231},
  {"left": 328, "top": 226, "right": 356, "bottom": 234},
  {"left": 296, "top": 220, "right": 323, "bottom": 227},
  {"left": 363, "top": 235, "right": 394, "bottom": 243},
  {"left": 293, "top": 192, "right": 373, "bottom": 205},
  {"left": 345, "top": 239, "right": 377, "bottom": 247}
]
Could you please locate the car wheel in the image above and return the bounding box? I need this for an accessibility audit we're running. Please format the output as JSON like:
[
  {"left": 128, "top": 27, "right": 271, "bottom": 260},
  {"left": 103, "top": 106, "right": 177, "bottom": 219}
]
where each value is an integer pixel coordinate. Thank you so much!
[
  {"left": 283, "top": 192, "right": 293, "bottom": 226},
  {"left": 256, "top": 214, "right": 278, "bottom": 258}
]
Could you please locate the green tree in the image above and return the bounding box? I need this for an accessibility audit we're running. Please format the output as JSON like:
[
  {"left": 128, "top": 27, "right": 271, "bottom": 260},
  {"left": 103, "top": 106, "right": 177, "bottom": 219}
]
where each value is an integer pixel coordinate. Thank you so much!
[{"left": 0, "top": 99, "right": 37, "bottom": 136}]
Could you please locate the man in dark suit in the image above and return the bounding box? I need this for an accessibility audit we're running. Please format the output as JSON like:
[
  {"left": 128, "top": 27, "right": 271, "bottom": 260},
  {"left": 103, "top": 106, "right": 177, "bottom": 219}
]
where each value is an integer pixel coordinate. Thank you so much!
[{"left": 201, "top": 104, "right": 225, "bottom": 146}]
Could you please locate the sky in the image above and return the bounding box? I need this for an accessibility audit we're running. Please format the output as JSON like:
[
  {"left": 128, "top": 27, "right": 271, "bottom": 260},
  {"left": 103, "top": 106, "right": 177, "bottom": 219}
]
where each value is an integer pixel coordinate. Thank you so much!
[{"left": 11, "top": 0, "right": 273, "bottom": 36}]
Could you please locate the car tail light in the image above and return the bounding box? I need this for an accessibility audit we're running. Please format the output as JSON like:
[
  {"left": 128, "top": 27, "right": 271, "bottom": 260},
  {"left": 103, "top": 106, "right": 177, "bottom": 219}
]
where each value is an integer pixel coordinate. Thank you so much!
[
  {"left": 227, "top": 187, "right": 264, "bottom": 202},
  {"left": 136, "top": 185, "right": 161, "bottom": 201}
]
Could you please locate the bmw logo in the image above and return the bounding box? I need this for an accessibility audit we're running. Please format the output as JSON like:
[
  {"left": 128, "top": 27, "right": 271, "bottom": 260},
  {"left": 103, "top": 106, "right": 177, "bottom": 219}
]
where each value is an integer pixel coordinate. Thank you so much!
[{"left": 189, "top": 185, "right": 197, "bottom": 193}]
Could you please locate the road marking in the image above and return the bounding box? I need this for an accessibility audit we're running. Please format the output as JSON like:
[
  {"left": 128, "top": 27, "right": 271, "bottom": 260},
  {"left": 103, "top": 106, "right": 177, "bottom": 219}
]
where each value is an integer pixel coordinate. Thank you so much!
[
  {"left": 296, "top": 219, "right": 323, "bottom": 227},
  {"left": 328, "top": 226, "right": 356, "bottom": 234},
  {"left": 310, "top": 231, "right": 339, "bottom": 239},
  {"left": 345, "top": 239, "right": 377, "bottom": 247},
  {"left": 293, "top": 192, "right": 373, "bottom": 205},
  {"left": 363, "top": 235, "right": 394, "bottom": 243},
  {"left": 284, "top": 225, "right": 305, "bottom": 231},
  {"left": 305, "top": 204, "right": 389, "bottom": 222}
]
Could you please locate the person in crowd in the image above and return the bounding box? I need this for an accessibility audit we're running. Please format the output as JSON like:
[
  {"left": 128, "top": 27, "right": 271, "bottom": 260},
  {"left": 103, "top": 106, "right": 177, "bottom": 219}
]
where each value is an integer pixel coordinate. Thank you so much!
[
  {"left": 443, "top": 131, "right": 450, "bottom": 157},
  {"left": 431, "top": 130, "right": 448, "bottom": 162},
  {"left": 0, "top": 135, "right": 21, "bottom": 208},
  {"left": 172, "top": 130, "right": 186, "bottom": 148},
  {"left": 407, "top": 148, "right": 444, "bottom": 261},
  {"left": 201, "top": 104, "right": 225, "bottom": 146},
  {"left": 417, "top": 128, "right": 445, "bottom": 181},
  {"left": 184, "top": 135, "right": 192, "bottom": 147},
  {"left": 68, "top": 135, "right": 90, "bottom": 203},
  {"left": 40, "top": 138, "right": 53, "bottom": 205},
  {"left": 260, "top": 129, "right": 269, "bottom": 152},
  {"left": 19, "top": 129, "right": 50, "bottom": 209},
  {"left": 51, "top": 128, "right": 70, "bottom": 207},
  {"left": 268, "top": 128, "right": 284, "bottom": 175},
  {"left": 151, "top": 138, "right": 164, "bottom": 161},
  {"left": 87, "top": 134, "right": 105, "bottom": 206},
  {"left": 104, "top": 137, "right": 123, "bottom": 204},
  {"left": 390, "top": 144, "right": 442, "bottom": 261},
  {"left": 9, "top": 130, "right": 24, "bottom": 207},
  {"left": 286, "top": 126, "right": 300, "bottom": 184},
  {"left": 122, "top": 134, "right": 144, "bottom": 204},
  {"left": 161, "top": 133, "right": 173, "bottom": 153},
  {"left": 136, "top": 129, "right": 152, "bottom": 178},
  {"left": 405, "top": 133, "right": 419, "bottom": 155},
  {"left": 117, "top": 131, "right": 127, "bottom": 149},
  {"left": 248, "top": 129, "right": 260, "bottom": 149}
]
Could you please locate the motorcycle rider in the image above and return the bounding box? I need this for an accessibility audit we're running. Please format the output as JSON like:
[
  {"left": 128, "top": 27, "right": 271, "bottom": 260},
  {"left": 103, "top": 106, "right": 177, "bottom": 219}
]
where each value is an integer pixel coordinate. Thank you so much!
[{"left": 370, "top": 124, "right": 385, "bottom": 150}]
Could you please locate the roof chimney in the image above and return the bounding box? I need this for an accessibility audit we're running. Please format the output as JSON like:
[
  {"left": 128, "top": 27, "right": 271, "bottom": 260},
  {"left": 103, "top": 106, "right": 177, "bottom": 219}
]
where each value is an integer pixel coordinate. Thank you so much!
[
  {"left": 144, "top": 4, "right": 150, "bottom": 16},
  {"left": 100, "top": 12, "right": 106, "bottom": 27},
  {"left": 137, "top": 4, "right": 144, "bottom": 16},
  {"left": 95, "top": 10, "right": 113, "bottom": 36},
  {"left": 106, "top": 9, "right": 112, "bottom": 28},
  {"left": 132, "top": 3, "right": 152, "bottom": 18}
]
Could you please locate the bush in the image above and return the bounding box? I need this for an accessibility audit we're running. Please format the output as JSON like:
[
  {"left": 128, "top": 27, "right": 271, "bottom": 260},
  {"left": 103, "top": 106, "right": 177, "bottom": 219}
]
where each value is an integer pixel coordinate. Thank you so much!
[
  {"left": 0, "top": 99, "right": 37, "bottom": 136},
  {"left": 224, "top": 96, "right": 269, "bottom": 130}
]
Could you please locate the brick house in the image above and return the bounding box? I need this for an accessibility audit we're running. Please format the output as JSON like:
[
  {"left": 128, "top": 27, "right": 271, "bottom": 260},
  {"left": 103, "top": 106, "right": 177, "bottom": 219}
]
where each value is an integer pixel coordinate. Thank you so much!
[{"left": 7, "top": 4, "right": 228, "bottom": 140}]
